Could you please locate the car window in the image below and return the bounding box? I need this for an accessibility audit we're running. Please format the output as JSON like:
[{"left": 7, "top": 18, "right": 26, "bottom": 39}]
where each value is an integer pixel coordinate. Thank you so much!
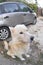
[
  {"left": 3, "top": 3, "right": 19, "bottom": 13},
  {"left": 18, "top": 3, "right": 33, "bottom": 12},
  {"left": 0, "top": 5, "right": 3, "bottom": 14}
]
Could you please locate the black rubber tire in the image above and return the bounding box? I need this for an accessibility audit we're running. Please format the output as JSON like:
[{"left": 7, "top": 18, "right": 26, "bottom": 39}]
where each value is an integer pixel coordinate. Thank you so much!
[
  {"left": 32, "top": 19, "right": 37, "bottom": 25},
  {"left": 0, "top": 26, "right": 11, "bottom": 40}
]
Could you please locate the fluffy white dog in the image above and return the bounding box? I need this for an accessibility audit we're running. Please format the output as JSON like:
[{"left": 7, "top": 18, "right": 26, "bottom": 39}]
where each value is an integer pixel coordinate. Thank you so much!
[{"left": 4, "top": 24, "right": 34, "bottom": 60}]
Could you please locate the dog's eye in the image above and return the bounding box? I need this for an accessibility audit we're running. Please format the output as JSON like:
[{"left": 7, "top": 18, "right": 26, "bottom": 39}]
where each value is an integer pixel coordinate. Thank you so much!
[{"left": 20, "top": 32, "right": 23, "bottom": 34}]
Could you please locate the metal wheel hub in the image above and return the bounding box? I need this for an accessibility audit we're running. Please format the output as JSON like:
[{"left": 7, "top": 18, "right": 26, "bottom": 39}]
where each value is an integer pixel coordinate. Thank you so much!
[{"left": 0, "top": 28, "right": 9, "bottom": 40}]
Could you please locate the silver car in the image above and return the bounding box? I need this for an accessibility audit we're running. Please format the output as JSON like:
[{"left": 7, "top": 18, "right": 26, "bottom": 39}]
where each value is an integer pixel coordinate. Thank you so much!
[{"left": 0, "top": 2, "right": 37, "bottom": 40}]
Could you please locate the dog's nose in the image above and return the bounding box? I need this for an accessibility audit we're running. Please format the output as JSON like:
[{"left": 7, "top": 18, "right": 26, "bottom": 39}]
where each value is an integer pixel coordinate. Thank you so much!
[{"left": 30, "top": 36, "right": 34, "bottom": 41}]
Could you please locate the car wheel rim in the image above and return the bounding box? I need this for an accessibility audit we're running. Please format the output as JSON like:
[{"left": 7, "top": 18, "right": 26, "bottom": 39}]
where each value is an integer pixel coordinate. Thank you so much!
[{"left": 0, "top": 29, "right": 9, "bottom": 40}]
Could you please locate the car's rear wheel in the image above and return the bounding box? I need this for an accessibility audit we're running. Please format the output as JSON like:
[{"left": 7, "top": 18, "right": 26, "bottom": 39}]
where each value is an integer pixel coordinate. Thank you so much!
[{"left": 0, "top": 26, "right": 11, "bottom": 40}]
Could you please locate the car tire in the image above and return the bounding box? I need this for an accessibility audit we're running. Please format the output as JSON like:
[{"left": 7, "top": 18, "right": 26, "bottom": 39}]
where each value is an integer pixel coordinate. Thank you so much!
[
  {"left": 32, "top": 19, "right": 37, "bottom": 25},
  {"left": 0, "top": 26, "right": 11, "bottom": 40}
]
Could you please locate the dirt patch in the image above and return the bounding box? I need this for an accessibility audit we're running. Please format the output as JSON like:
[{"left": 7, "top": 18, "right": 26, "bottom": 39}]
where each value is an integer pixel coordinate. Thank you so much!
[{"left": 0, "top": 41, "right": 4, "bottom": 53}]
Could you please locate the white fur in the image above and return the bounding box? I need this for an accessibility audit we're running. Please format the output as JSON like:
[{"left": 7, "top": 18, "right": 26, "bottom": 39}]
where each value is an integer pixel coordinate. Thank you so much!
[{"left": 4, "top": 24, "right": 34, "bottom": 60}]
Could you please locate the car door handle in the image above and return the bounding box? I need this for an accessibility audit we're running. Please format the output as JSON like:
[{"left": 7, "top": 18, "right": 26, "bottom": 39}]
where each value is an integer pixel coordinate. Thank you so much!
[
  {"left": 23, "top": 14, "right": 27, "bottom": 16},
  {"left": 4, "top": 16, "right": 9, "bottom": 19}
]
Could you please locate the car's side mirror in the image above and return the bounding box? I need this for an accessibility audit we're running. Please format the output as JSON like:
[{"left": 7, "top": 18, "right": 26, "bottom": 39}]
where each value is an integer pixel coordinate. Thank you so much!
[
  {"left": 27, "top": 8, "right": 33, "bottom": 13},
  {"left": 27, "top": 10, "right": 33, "bottom": 13}
]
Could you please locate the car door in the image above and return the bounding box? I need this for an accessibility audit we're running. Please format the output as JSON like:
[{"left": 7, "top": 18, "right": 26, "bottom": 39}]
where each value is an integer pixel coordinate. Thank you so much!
[
  {"left": 18, "top": 3, "right": 34, "bottom": 24},
  {"left": 0, "top": 5, "right": 5, "bottom": 25},
  {"left": 2, "top": 3, "right": 24, "bottom": 27}
]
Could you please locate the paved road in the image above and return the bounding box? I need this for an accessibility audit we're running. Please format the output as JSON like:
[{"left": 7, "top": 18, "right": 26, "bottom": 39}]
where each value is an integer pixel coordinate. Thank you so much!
[
  {"left": 28, "top": 18, "right": 43, "bottom": 52},
  {"left": 0, "top": 18, "right": 43, "bottom": 65}
]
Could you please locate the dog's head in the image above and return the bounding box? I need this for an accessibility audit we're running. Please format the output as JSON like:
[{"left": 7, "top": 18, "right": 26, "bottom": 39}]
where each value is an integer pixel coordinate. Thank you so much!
[{"left": 12, "top": 24, "right": 34, "bottom": 43}]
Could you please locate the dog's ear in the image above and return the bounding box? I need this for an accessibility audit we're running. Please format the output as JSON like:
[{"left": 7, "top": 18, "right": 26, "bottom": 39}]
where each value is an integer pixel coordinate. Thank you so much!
[
  {"left": 10, "top": 27, "right": 16, "bottom": 37},
  {"left": 10, "top": 27, "right": 15, "bottom": 33},
  {"left": 11, "top": 27, "right": 17, "bottom": 38},
  {"left": 12, "top": 28, "right": 15, "bottom": 33}
]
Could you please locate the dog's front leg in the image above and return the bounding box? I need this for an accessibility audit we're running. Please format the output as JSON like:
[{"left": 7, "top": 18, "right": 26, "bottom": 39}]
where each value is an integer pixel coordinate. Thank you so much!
[
  {"left": 17, "top": 54, "right": 25, "bottom": 61},
  {"left": 4, "top": 41, "right": 8, "bottom": 50},
  {"left": 24, "top": 49, "right": 30, "bottom": 58},
  {"left": 7, "top": 51, "right": 16, "bottom": 58}
]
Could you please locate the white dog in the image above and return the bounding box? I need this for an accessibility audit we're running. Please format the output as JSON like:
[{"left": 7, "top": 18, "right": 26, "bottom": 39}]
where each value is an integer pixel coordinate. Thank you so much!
[{"left": 4, "top": 24, "right": 34, "bottom": 60}]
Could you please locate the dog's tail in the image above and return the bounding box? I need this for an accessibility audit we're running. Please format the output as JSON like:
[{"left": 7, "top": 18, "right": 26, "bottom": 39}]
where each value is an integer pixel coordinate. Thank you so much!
[{"left": 4, "top": 41, "right": 8, "bottom": 50}]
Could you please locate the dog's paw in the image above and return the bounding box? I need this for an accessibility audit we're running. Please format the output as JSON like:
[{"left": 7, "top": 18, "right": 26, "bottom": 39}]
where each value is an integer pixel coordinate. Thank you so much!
[
  {"left": 11, "top": 56, "right": 16, "bottom": 58},
  {"left": 7, "top": 51, "right": 11, "bottom": 56},
  {"left": 20, "top": 58, "right": 25, "bottom": 61},
  {"left": 26, "top": 55, "right": 30, "bottom": 57}
]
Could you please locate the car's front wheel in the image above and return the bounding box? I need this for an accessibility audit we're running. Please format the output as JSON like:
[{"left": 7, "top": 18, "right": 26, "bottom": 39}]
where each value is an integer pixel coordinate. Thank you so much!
[
  {"left": 0, "top": 26, "right": 11, "bottom": 40},
  {"left": 33, "top": 19, "right": 37, "bottom": 25}
]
